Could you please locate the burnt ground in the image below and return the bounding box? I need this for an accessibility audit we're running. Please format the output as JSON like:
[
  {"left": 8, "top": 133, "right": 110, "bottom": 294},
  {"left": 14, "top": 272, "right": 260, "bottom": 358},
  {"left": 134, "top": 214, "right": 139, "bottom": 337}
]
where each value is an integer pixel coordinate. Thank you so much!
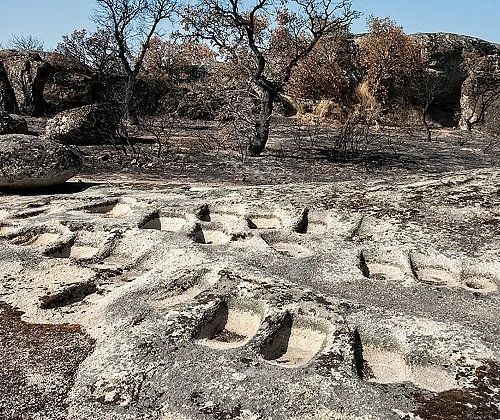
[
  {"left": 26, "top": 116, "right": 500, "bottom": 186},
  {"left": 0, "top": 302, "right": 95, "bottom": 420}
]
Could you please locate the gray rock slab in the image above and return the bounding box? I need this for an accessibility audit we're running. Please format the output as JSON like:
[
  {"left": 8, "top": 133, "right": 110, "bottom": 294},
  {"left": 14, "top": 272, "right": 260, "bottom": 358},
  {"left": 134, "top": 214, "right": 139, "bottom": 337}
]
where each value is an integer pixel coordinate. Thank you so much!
[
  {"left": 0, "top": 134, "right": 82, "bottom": 188},
  {"left": 0, "top": 168, "right": 498, "bottom": 419}
]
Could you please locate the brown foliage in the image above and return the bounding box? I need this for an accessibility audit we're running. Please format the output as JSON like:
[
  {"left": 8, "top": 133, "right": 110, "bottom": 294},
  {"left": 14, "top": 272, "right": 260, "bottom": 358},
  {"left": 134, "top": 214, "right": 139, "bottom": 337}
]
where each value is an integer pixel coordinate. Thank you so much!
[
  {"left": 358, "top": 16, "right": 426, "bottom": 103},
  {"left": 286, "top": 29, "right": 359, "bottom": 104},
  {"left": 141, "top": 36, "right": 216, "bottom": 87}
]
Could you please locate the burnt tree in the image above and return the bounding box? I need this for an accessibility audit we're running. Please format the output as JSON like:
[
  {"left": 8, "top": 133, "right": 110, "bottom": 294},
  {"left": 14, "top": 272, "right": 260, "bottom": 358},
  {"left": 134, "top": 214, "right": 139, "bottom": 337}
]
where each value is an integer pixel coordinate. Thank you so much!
[
  {"left": 93, "top": 0, "right": 178, "bottom": 123},
  {"left": 184, "top": 0, "right": 359, "bottom": 156}
]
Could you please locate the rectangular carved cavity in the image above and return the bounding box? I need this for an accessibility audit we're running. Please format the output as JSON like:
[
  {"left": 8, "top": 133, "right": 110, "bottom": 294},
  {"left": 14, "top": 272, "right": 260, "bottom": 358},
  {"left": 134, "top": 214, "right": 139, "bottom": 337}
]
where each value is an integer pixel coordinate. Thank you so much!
[
  {"left": 191, "top": 224, "right": 230, "bottom": 245},
  {"left": 416, "top": 267, "right": 459, "bottom": 287},
  {"left": 355, "top": 330, "right": 456, "bottom": 393},
  {"left": 247, "top": 217, "right": 282, "bottom": 230},
  {"left": 84, "top": 201, "right": 131, "bottom": 218},
  {"left": 39, "top": 282, "right": 97, "bottom": 309},
  {"left": 45, "top": 231, "right": 102, "bottom": 261},
  {"left": 48, "top": 244, "right": 100, "bottom": 260},
  {"left": 360, "top": 250, "right": 407, "bottom": 281},
  {"left": 409, "top": 252, "right": 460, "bottom": 287},
  {"left": 139, "top": 213, "right": 186, "bottom": 232},
  {"left": 260, "top": 313, "right": 329, "bottom": 367},
  {"left": 362, "top": 346, "right": 456, "bottom": 392},
  {"left": 195, "top": 300, "right": 263, "bottom": 349}
]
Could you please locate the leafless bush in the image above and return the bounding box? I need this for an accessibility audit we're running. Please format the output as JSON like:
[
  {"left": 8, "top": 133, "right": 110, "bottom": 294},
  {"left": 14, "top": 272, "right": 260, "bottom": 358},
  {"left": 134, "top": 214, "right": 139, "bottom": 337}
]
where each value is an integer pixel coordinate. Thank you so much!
[
  {"left": 7, "top": 34, "right": 44, "bottom": 51},
  {"left": 194, "top": 79, "right": 258, "bottom": 163},
  {"left": 192, "top": 122, "right": 228, "bottom": 156},
  {"left": 139, "top": 103, "right": 176, "bottom": 157},
  {"left": 290, "top": 121, "right": 320, "bottom": 150},
  {"left": 218, "top": 119, "right": 253, "bottom": 164},
  {"left": 323, "top": 115, "right": 375, "bottom": 161},
  {"left": 99, "top": 78, "right": 145, "bottom": 154},
  {"left": 193, "top": 114, "right": 254, "bottom": 164}
]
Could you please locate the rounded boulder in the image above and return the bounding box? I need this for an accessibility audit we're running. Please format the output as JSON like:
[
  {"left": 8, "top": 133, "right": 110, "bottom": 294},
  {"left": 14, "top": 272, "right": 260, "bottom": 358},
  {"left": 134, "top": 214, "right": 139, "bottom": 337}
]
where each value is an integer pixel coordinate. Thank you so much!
[
  {"left": 44, "top": 102, "right": 121, "bottom": 145},
  {"left": 0, "top": 134, "right": 82, "bottom": 189},
  {"left": 0, "top": 111, "right": 28, "bottom": 134}
]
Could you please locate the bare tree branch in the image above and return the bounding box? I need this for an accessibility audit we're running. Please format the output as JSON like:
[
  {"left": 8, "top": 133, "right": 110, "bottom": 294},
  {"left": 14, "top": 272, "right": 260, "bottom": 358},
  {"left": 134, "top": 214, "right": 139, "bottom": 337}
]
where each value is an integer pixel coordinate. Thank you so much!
[
  {"left": 93, "top": 0, "right": 179, "bottom": 123},
  {"left": 7, "top": 34, "right": 44, "bottom": 51},
  {"left": 183, "top": 0, "right": 359, "bottom": 155}
]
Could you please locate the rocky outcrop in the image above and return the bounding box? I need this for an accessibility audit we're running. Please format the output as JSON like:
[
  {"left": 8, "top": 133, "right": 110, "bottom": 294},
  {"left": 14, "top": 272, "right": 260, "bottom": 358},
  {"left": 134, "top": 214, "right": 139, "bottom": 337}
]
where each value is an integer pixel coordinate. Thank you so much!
[
  {"left": 44, "top": 103, "right": 122, "bottom": 145},
  {"left": 0, "top": 61, "right": 18, "bottom": 114},
  {"left": 0, "top": 112, "right": 28, "bottom": 134},
  {"left": 0, "top": 134, "right": 82, "bottom": 188},
  {"left": 43, "top": 71, "right": 101, "bottom": 112},
  {"left": 0, "top": 50, "right": 52, "bottom": 116},
  {"left": 459, "top": 59, "right": 500, "bottom": 135},
  {"left": 460, "top": 79, "right": 500, "bottom": 135},
  {"left": 410, "top": 33, "right": 500, "bottom": 126},
  {"left": 0, "top": 167, "right": 499, "bottom": 418},
  {"left": 41, "top": 53, "right": 101, "bottom": 112},
  {"left": 413, "top": 33, "right": 498, "bottom": 72}
]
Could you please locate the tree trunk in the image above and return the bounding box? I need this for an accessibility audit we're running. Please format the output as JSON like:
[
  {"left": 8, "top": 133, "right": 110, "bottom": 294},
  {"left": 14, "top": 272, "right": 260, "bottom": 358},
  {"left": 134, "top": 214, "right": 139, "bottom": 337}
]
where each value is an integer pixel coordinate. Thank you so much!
[
  {"left": 422, "top": 105, "right": 431, "bottom": 142},
  {"left": 248, "top": 89, "right": 276, "bottom": 157},
  {"left": 125, "top": 73, "right": 139, "bottom": 126}
]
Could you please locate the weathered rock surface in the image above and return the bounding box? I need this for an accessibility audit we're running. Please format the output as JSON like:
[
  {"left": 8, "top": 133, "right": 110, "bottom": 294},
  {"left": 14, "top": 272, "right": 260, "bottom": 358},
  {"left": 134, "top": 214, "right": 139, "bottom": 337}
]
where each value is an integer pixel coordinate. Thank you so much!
[
  {"left": 0, "top": 111, "right": 28, "bottom": 134},
  {"left": 0, "top": 50, "right": 52, "bottom": 116},
  {"left": 411, "top": 33, "right": 500, "bottom": 126},
  {"left": 44, "top": 103, "right": 122, "bottom": 145},
  {"left": 0, "top": 60, "right": 18, "bottom": 113},
  {"left": 0, "top": 134, "right": 82, "bottom": 188},
  {"left": 41, "top": 53, "right": 101, "bottom": 112},
  {"left": 459, "top": 67, "right": 500, "bottom": 135},
  {"left": 43, "top": 71, "right": 100, "bottom": 112},
  {"left": 0, "top": 167, "right": 498, "bottom": 419}
]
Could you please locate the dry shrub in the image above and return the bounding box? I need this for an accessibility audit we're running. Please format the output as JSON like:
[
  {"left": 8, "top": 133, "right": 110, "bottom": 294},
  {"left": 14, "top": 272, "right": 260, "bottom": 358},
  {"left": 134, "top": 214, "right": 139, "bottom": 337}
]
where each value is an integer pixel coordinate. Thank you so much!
[
  {"left": 356, "top": 82, "right": 378, "bottom": 112},
  {"left": 358, "top": 16, "right": 425, "bottom": 103},
  {"left": 354, "top": 81, "right": 383, "bottom": 125},
  {"left": 313, "top": 99, "right": 341, "bottom": 120}
]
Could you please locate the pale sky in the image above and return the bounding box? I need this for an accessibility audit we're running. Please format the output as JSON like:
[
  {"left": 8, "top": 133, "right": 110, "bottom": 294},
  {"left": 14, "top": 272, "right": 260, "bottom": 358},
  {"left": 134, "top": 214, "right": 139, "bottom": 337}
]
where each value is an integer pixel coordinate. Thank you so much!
[{"left": 0, "top": 0, "right": 498, "bottom": 50}]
